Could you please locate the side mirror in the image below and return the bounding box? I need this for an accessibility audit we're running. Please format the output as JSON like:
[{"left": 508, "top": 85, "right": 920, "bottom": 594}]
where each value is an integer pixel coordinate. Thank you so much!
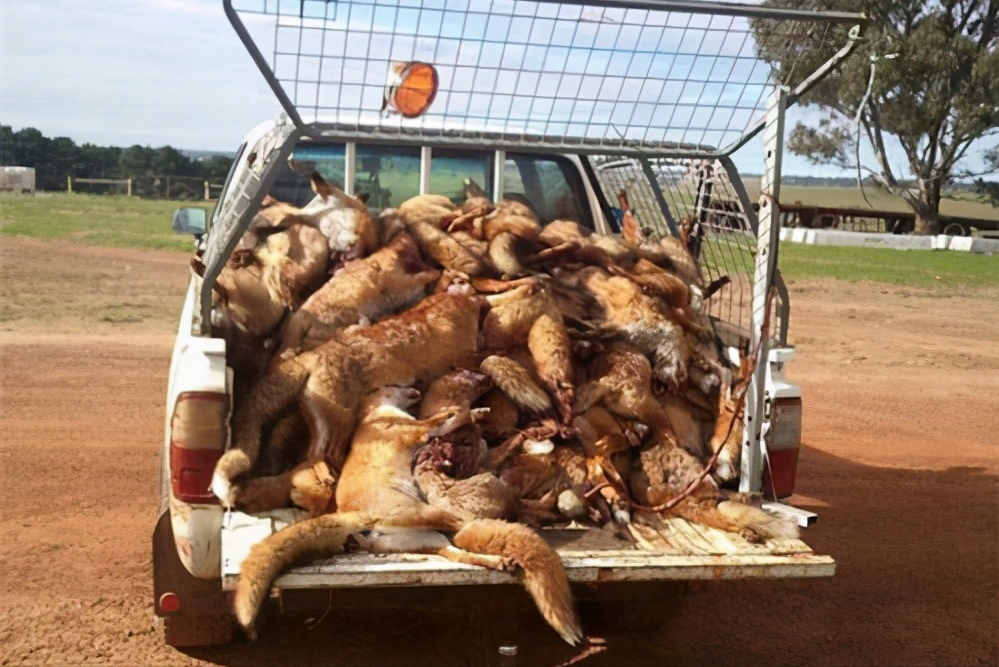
[{"left": 173, "top": 207, "right": 209, "bottom": 237}]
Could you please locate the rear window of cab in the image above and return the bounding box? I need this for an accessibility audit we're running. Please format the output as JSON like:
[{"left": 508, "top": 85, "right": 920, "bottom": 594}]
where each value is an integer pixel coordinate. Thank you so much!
[{"left": 268, "top": 143, "right": 591, "bottom": 228}]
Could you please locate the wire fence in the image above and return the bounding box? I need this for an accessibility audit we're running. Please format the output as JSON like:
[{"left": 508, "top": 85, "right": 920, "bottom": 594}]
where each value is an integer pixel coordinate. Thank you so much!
[{"left": 66, "top": 176, "right": 226, "bottom": 200}]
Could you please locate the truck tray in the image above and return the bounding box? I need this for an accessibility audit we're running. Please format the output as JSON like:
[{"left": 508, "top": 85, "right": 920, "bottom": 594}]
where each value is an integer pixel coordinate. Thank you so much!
[{"left": 221, "top": 509, "right": 834, "bottom": 591}]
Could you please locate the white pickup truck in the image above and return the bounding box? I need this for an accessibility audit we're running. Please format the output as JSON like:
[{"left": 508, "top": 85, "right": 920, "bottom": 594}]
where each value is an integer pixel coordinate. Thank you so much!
[{"left": 152, "top": 0, "right": 865, "bottom": 648}]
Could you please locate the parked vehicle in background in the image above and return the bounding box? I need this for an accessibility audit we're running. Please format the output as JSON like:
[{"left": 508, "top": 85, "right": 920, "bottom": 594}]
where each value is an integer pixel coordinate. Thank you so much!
[{"left": 1, "top": 166, "right": 36, "bottom": 194}]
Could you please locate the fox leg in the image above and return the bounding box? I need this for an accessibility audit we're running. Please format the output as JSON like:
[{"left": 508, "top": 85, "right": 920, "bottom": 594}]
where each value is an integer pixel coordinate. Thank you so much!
[
  {"left": 214, "top": 352, "right": 317, "bottom": 507},
  {"left": 289, "top": 460, "right": 337, "bottom": 516},
  {"left": 234, "top": 470, "right": 296, "bottom": 513},
  {"left": 452, "top": 519, "right": 583, "bottom": 646},
  {"left": 299, "top": 358, "right": 363, "bottom": 472},
  {"left": 437, "top": 545, "right": 515, "bottom": 572},
  {"left": 671, "top": 496, "right": 765, "bottom": 543}
]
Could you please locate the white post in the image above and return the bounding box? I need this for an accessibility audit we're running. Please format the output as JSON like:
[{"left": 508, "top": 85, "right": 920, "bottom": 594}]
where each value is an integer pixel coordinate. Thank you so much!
[
  {"left": 740, "top": 84, "right": 786, "bottom": 495},
  {"left": 127, "top": 178, "right": 133, "bottom": 197},
  {"left": 492, "top": 150, "right": 506, "bottom": 201},
  {"left": 419, "top": 146, "right": 432, "bottom": 195},
  {"left": 67, "top": 176, "right": 73, "bottom": 194},
  {"left": 204, "top": 180, "right": 210, "bottom": 200}
]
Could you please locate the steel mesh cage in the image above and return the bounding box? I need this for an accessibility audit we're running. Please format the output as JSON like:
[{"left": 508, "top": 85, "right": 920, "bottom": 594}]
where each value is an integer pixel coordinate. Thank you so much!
[
  {"left": 225, "top": 0, "right": 864, "bottom": 157},
  {"left": 212, "top": 0, "right": 866, "bottom": 494},
  {"left": 589, "top": 155, "right": 768, "bottom": 346}
]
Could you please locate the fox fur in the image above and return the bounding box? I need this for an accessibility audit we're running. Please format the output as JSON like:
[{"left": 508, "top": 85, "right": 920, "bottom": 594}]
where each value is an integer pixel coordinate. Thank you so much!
[
  {"left": 299, "top": 172, "right": 379, "bottom": 265},
  {"left": 487, "top": 231, "right": 529, "bottom": 278},
  {"left": 232, "top": 387, "right": 583, "bottom": 645},
  {"left": 397, "top": 193, "right": 458, "bottom": 228},
  {"left": 211, "top": 291, "right": 484, "bottom": 509},
  {"left": 418, "top": 369, "right": 493, "bottom": 420},
  {"left": 191, "top": 253, "right": 285, "bottom": 340},
  {"left": 463, "top": 177, "right": 542, "bottom": 226},
  {"left": 406, "top": 217, "right": 487, "bottom": 276},
  {"left": 256, "top": 223, "right": 331, "bottom": 307},
  {"left": 273, "top": 231, "right": 440, "bottom": 358},
  {"left": 476, "top": 388, "right": 521, "bottom": 441},
  {"left": 577, "top": 266, "right": 691, "bottom": 392},
  {"left": 527, "top": 313, "right": 575, "bottom": 424},
  {"left": 481, "top": 282, "right": 558, "bottom": 350},
  {"left": 480, "top": 355, "right": 552, "bottom": 414},
  {"left": 607, "top": 258, "right": 689, "bottom": 311},
  {"left": 629, "top": 430, "right": 798, "bottom": 543}
]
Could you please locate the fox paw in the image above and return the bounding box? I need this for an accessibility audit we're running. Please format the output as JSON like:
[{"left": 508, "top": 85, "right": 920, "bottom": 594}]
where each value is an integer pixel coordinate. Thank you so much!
[
  {"left": 498, "top": 556, "right": 518, "bottom": 573},
  {"left": 210, "top": 472, "right": 240, "bottom": 509}
]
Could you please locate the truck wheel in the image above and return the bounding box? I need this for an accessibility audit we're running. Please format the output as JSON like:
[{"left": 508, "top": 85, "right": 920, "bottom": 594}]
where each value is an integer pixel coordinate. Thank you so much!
[
  {"left": 577, "top": 582, "right": 685, "bottom": 634},
  {"left": 152, "top": 511, "right": 235, "bottom": 647}
]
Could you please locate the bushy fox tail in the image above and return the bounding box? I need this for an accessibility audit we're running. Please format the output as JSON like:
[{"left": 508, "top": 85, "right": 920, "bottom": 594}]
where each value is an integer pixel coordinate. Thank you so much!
[
  {"left": 716, "top": 499, "right": 799, "bottom": 540},
  {"left": 233, "top": 510, "right": 374, "bottom": 639},
  {"left": 452, "top": 519, "right": 582, "bottom": 646},
  {"left": 480, "top": 355, "right": 552, "bottom": 413},
  {"left": 212, "top": 352, "right": 316, "bottom": 508}
]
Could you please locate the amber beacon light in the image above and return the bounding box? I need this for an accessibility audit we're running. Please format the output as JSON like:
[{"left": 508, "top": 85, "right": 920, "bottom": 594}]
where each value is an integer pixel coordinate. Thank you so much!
[{"left": 383, "top": 61, "right": 439, "bottom": 118}]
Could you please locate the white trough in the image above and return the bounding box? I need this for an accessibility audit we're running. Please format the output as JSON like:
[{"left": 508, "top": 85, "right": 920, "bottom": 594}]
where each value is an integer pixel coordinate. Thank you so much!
[{"left": 778, "top": 228, "right": 999, "bottom": 254}]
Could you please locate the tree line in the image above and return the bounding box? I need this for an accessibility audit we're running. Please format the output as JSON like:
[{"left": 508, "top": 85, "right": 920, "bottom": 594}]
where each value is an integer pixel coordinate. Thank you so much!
[
  {"left": 0, "top": 125, "right": 234, "bottom": 194},
  {"left": 754, "top": 0, "right": 998, "bottom": 232}
]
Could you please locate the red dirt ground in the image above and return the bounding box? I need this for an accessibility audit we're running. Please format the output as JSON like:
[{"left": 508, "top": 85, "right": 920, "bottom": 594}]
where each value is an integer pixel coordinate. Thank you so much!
[{"left": 1, "top": 237, "right": 996, "bottom": 666}]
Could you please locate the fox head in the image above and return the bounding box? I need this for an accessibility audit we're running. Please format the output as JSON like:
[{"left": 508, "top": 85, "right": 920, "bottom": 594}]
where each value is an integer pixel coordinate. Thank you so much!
[
  {"left": 304, "top": 171, "right": 368, "bottom": 213},
  {"left": 190, "top": 255, "right": 285, "bottom": 337},
  {"left": 463, "top": 177, "right": 487, "bottom": 199}
]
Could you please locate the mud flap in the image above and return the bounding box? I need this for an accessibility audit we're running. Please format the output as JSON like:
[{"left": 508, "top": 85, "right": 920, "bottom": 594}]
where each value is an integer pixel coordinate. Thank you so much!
[{"left": 152, "top": 511, "right": 235, "bottom": 647}]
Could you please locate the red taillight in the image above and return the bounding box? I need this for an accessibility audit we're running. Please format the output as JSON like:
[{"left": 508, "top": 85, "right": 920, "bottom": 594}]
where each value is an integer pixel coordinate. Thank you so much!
[
  {"left": 158, "top": 592, "right": 181, "bottom": 614},
  {"left": 763, "top": 397, "right": 802, "bottom": 500},
  {"left": 170, "top": 391, "right": 227, "bottom": 504}
]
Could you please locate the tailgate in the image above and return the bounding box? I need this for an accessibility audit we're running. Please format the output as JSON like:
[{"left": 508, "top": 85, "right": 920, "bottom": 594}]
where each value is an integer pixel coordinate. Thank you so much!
[{"left": 221, "top": 510, "right": 833, "bottom": 591}]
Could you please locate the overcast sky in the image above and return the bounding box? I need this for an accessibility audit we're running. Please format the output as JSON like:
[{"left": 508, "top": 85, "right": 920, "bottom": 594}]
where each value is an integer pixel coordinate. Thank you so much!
[{"left": 1, "top": 0, "right": 995, "bottom": 180}]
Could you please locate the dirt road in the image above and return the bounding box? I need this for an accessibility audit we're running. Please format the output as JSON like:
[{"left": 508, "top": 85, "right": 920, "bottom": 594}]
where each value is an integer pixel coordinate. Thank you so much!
[{"left": 1, "top": 237, "right": 996, "bottom": 666}]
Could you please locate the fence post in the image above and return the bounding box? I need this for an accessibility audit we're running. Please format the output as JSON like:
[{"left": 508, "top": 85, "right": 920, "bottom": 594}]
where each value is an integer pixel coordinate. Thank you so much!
[
  {"left": 68, "top": 176, "right": 73, "bottom": 194},
  {"left": 127, "top": 178, "right": 133, "bottom": 197},
  {"left": 204, "top": 180, "right": 210, "bottom": 200}
]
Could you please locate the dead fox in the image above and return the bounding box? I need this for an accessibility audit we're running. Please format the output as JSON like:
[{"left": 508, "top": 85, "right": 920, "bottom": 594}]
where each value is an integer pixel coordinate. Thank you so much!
[
  {"left": 211, "top": 290, "right": 485, "bottom": 509},
  {"left": 232, "top": 386, "right": 583, "bottom": 646},
  {"left": 576, "top": 266, "right": 691, "bottom": 392},
  {"left": 192, "top": 219, "right": 329, "bottom": 336},
  {"left": 298, "top": 172, "right": 380, "bottom": 266},
  {"left": 272, "top": 231, "right": 440, "bottom": 359}
]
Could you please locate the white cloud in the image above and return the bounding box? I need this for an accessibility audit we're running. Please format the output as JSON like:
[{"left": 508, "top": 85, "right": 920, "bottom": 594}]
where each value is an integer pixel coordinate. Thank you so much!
[{"left": 0, "top": 0, "right": 280, "bottom": 150}]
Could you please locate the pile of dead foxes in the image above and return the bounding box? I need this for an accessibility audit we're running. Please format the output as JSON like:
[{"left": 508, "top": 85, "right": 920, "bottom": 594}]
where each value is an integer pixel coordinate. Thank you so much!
[{"left": 192, "top": 173, "right": 797, "bottom": 646}]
